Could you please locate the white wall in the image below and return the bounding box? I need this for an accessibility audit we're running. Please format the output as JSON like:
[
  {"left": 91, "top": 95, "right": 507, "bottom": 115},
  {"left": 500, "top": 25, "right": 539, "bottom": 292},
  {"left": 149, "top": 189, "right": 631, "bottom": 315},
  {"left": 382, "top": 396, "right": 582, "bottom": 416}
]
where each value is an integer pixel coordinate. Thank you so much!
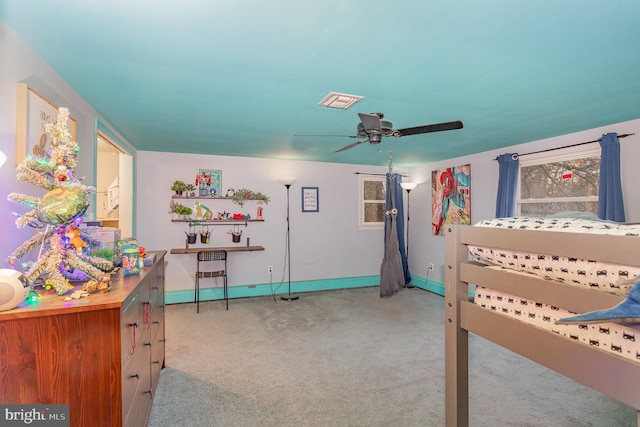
[
  {"left": 137, "top": 151, "right": 392, "bottom": 293},
  {"left": 407, "top": 119, "right": 640, "bottom": 285}
]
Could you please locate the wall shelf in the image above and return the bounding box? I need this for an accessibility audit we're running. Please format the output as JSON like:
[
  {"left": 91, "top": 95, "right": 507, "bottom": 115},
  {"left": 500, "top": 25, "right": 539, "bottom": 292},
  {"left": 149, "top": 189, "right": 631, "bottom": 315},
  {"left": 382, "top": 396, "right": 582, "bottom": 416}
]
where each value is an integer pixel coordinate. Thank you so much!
[
  {"left": 171, "top": 195, "right": 267, "bottom": 201},
  {"left": 171, "top": 191, "right": 266, "bottom": 249},
  {"left": 171, "top": 219, "right": 264, "bottom": 224},
  {"left": 170, "top": 246, "right": 265, "bottom": 254}
]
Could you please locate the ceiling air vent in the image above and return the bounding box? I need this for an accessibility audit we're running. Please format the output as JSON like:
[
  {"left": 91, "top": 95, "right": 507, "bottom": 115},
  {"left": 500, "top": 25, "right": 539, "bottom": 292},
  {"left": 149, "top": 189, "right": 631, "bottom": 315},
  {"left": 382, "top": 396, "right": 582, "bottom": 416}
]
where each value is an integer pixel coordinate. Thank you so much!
[{"left": 318, "top": 92, "right": 364, "bottom": 110}]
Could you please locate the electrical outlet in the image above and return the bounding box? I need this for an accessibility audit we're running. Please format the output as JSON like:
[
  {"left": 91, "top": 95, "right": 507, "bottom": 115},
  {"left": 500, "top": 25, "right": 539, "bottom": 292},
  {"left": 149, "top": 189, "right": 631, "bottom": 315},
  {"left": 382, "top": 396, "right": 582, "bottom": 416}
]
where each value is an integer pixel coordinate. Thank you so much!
[
  {"left": 428, "top": 263, "right": 434, "bottom": 271},
  {"left": 267, "top": 265, "right": 273, "bottom": 274}
]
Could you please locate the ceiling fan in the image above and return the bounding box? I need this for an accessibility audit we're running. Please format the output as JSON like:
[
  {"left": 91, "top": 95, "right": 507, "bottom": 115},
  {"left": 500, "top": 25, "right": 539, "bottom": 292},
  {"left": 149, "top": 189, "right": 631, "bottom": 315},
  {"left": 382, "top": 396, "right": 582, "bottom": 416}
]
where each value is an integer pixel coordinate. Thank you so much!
[{"left": 297, "top": 113, "right": 463, "bottom": 153}]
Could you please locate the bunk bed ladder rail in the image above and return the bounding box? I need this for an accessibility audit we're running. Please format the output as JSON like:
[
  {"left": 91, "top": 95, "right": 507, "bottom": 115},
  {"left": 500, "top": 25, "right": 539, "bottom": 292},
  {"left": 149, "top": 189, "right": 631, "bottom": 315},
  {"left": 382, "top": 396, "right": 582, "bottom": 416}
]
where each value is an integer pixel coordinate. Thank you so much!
[{"left": 444, "top": 224, "right": 471, "bottom": 427}]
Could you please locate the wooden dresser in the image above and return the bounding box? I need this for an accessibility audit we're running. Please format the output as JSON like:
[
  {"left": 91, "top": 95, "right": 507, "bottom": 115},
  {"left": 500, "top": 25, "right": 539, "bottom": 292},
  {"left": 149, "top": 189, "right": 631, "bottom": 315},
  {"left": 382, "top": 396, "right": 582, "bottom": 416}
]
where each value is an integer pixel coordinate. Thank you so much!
[{"left": 0, "top": 251, "right": 166, "bottom": 427}]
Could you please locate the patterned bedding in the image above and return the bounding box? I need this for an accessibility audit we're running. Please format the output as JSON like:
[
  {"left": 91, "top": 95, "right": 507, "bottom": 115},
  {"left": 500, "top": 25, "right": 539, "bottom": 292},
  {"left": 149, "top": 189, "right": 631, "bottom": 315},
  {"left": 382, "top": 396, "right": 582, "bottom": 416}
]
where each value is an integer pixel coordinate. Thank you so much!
[
  {"left": 469, "top": 217, "right": 640, "bottom": 295},
  {"left": 469, "top": 217, "right": 640, "bottom": 364},
  {"left": 475, "top": 284, "right": 640, "bottom": 364}
]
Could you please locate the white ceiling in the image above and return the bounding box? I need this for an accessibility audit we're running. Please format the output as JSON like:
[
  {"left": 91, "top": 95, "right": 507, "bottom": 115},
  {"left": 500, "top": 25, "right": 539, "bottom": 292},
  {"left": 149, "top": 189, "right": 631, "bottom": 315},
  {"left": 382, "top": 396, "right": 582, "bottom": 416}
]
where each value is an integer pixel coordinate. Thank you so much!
[{"left": 3, "top": 1, "right": 640, "bottom": 167}]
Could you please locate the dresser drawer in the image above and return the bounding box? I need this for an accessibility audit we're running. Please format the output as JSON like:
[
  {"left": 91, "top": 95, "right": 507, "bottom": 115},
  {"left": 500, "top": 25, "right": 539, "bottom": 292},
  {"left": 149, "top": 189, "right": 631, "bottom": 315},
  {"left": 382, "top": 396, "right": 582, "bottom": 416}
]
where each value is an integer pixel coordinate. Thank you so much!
[
  {"left": 149, "top": 271, "right": 163, "bottom": 308},
  {"left": 150, "top": 304, "right": 163, "bottom": 338},
  {"left": 151, "top": 331, "right": 164, "bottom": 390},
  {"left": 151, "top": 286, "right": 164, "bottom": 314},
  {"left": 123, "top": 360, "right": 153, "bottom": 427},
  {"left": 121, "top": 337, "right": 151, "bottom": 420},
  {"left": 120, "top": 293, "right": 140, "bottom": 366}
]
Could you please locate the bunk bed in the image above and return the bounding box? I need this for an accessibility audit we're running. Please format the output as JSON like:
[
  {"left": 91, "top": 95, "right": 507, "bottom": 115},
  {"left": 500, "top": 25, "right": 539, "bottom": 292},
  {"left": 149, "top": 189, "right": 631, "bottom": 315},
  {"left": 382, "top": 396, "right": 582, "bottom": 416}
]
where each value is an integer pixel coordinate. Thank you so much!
[{"left": 444, "top": 218, "right": 640, "bottom": 427}]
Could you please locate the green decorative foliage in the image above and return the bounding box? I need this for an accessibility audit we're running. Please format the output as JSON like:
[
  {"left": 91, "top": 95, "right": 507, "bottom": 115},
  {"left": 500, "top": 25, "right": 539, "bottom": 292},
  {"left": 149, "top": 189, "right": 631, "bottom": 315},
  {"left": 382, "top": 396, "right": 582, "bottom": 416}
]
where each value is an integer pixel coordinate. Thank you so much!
[
  {"left": 171, "top": 180, "right": 188, "bottom": 193},
  {"left": 231, "top": 188, "right": 270, "bottom": 207},
  {"left": 173, "top": 204, "right": 193, "bottom": 215}
]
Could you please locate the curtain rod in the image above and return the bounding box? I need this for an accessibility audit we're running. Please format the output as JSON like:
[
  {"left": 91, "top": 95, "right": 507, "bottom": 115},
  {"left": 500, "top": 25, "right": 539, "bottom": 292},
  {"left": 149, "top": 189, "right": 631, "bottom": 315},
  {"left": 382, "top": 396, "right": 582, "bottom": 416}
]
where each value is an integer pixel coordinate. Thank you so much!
[
  {"left": 354, "top": 172, "right": 408, "bottom": 177},
  {"left": 494, "top": 132, "right": 635, "bottom": 161}
]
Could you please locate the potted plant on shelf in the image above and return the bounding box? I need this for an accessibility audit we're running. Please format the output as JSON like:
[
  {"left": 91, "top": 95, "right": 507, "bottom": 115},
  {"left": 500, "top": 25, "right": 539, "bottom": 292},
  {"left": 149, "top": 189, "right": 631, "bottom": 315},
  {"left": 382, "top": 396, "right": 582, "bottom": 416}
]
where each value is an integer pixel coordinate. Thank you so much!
[
  {"left": 231, "top": 188, "right": 270, "bottom": 207},
  {"left": 173, "top": 204, "right": 193, "bottom": 220},
  {"left": 171, "top": 180, "right": 188, "bottom": 195},
  {"left": 185, "top": 183, "right": 197, "bottom": 197}
]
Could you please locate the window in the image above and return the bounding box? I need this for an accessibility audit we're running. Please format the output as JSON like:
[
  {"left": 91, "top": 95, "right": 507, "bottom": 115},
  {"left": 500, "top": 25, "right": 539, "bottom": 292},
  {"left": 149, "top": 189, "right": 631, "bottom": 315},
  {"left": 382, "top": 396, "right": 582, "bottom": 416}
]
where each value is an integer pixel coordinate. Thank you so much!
[
  {"left": 359, "top": 174, "right": 386, "bottom": 227},
  {"left": 516, "top": 146, "right": 600, "bottom": 217}
]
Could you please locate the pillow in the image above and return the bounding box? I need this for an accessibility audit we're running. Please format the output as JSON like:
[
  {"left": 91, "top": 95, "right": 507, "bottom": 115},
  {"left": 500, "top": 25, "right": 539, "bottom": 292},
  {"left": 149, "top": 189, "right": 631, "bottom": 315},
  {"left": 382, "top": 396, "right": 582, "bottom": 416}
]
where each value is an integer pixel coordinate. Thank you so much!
[{"left": 556, "top": 282, "right": 640, "bottom": 325}]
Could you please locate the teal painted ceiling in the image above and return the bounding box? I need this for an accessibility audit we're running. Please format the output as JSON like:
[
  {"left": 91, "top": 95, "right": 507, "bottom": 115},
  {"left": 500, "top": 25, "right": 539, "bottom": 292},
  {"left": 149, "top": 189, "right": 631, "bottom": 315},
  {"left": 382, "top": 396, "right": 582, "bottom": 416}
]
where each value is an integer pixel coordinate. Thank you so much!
[{"left": 2, "top": 1, "right": 640, "bottom": 167}]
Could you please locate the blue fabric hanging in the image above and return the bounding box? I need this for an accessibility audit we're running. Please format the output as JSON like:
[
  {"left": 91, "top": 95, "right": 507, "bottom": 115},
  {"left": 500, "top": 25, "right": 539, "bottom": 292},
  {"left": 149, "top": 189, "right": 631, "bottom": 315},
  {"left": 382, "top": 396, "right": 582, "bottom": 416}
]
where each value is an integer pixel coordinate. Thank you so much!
[
  {"left": 495, "top": 153, "right": 519, "bottom": 218},
  {"left": 598, "top": 133, "right": 626, "bottom": 222},
  {"left": 384, "top": 173, "right": 411, "bottom": 285}
]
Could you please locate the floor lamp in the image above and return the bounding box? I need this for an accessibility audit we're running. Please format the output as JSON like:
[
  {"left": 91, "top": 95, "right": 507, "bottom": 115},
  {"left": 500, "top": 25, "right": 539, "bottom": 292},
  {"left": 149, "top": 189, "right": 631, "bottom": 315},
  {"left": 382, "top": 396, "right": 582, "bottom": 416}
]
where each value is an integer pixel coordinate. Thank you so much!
[
  {"left": 279, "top": 176, "right": 299, "bottom": 301},
  {"left": 400, "top": 182, "right": 417, "bottom": 288}
]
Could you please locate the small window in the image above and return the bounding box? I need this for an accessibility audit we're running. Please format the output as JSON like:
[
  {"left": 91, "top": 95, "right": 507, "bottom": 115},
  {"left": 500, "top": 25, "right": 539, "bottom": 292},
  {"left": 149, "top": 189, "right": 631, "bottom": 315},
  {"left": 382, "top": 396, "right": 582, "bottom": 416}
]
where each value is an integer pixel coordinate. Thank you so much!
[
  {"left": 359, "top": 174, "right": 386, "bottom": 227},
  {"left": 516, "top": 146, "right": 600, "bottom": 216}
]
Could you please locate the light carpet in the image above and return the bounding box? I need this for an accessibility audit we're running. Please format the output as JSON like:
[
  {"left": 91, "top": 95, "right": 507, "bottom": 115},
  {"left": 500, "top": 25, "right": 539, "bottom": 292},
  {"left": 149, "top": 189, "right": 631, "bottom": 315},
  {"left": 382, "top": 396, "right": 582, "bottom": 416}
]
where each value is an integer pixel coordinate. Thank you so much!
[{"left": 148, "top": 287, "right": 636, "bottom": 426}]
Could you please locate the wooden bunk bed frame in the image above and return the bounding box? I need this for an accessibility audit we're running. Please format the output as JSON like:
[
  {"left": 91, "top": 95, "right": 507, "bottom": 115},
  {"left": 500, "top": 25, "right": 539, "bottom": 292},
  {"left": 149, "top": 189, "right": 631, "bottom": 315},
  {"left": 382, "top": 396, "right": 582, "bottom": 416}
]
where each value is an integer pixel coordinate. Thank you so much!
[{"left": 444, "top": 224, "right": 640, "bottom": 427}]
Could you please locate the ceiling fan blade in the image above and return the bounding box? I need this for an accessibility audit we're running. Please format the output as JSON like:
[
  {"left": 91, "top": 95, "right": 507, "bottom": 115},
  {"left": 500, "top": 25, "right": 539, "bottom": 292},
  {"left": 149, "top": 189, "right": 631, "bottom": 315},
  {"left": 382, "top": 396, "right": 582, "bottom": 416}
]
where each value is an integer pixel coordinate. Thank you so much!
[
  {"left": 358, "top": 113, "right": 382, "bottom": 133},
  {"left": 335, "top": 139, "right": 367, "bottom": 153},
  {"left": 395, "top": 120, "right": 463, "bottom": 137},
  {"left": 294, "top": 134, "right": 361, "bottom": 139}
]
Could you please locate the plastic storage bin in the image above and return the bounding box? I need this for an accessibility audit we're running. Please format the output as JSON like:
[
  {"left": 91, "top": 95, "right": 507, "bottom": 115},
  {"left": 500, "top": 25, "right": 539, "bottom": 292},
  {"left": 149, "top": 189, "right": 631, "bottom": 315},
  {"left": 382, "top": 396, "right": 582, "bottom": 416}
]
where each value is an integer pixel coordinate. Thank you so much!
[{"left": 83, "top": 226, "right": 122, "bottom": 266}]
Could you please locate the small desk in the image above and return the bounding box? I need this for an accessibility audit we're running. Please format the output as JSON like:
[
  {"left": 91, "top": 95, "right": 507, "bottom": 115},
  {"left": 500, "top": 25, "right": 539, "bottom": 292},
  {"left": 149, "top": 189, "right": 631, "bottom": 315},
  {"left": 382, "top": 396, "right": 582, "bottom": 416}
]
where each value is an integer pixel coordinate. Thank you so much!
[
  {"left": 170, "top": 245, "right": 265, "bottom": 254},
  {"left": 170, "top": 246, "right": 264, "bottom": 310}
]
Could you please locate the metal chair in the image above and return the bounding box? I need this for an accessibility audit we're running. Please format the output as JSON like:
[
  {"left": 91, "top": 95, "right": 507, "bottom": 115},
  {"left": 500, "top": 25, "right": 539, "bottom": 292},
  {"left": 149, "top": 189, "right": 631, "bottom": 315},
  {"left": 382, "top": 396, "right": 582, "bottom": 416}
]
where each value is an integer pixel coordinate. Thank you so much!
[{"left": 195, "top": 250, "right": 228, "bottom": 312}]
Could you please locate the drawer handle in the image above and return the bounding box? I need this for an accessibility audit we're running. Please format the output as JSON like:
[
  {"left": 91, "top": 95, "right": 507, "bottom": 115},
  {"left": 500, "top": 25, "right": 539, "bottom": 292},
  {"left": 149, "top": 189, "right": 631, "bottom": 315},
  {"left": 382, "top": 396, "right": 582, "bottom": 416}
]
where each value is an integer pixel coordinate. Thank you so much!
[
  {"left": 144, "top": 302, "right": 150, "bottom": 325},
  {"left": 145, "top": 389, "right": 152, "bottom": 395},
  {"left": 131, "top": 372, "right": 141, "bottom": 379},
  {"left": 153, "top": 360, "right": 161, "bottom": 364},
  {"left": 129, "top": 321, "right": 139, "bottom": 355},
  {"left": 144, "top": 341, "right": 152, "bottom": 347},
  {"left": 152, "top": 286, "right": 159, "bottom": 290},
  {"left": 152, "top": 320, "right": 161, "bottom": 324},
  {"left": 160, "top": 339, "right": 166, "bottom": 343}
]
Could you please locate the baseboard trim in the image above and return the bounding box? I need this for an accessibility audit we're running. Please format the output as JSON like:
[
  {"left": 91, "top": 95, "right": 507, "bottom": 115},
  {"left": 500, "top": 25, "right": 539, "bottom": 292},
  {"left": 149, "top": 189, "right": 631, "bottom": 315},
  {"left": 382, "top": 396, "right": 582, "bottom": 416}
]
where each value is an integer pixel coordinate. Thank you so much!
[
  {"left": 165, "top": 275, "right": 387, "bottom": 305},
  {"left": 407, "top": 276, "right": 445, "bottom": 296}
]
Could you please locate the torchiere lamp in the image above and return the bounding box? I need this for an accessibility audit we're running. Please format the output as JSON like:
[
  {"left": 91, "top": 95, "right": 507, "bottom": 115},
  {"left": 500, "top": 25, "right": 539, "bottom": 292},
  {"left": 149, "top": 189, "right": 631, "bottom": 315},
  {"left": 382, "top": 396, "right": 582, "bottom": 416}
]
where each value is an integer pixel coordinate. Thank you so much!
[
  {"left": 400, "top": 182, "right": 417, "bottom": 288},
  {"left": 279, "top": 176, "right": 299, "bottom": 301}
]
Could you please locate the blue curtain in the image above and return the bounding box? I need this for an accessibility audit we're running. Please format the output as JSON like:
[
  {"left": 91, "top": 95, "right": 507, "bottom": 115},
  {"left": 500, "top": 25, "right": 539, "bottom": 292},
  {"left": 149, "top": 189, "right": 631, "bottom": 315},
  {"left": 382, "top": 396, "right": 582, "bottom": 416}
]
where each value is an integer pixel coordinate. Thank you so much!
[
  {"left": 495, "top": 153, "right": 519, "bottom": 218},
  {"left": 598, "top": 133, "right": 626, "bottom": 222},
  {"left": 385, "top": 173, "right": 411, "bottom": 284}
]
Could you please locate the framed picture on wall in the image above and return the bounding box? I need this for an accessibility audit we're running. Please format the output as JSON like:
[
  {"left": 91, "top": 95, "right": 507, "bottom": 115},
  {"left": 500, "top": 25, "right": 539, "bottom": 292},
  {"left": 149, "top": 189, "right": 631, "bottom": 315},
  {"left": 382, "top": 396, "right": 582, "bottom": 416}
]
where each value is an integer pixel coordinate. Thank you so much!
[
  {"left": 302, "top": 186, "right": 319, "bottom": 212},
  {"left": 15, "top": 83, "right": 77, "bottom": 165},
  {"left": 196, "top": 169, "right": 222, "bottom": 197}
]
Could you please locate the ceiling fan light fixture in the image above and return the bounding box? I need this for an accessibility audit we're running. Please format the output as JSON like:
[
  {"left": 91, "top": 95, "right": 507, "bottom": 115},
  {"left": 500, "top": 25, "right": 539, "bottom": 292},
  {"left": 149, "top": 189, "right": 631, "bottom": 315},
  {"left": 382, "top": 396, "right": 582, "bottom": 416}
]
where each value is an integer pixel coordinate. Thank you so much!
[
  {"left": 318, "top": 92, "right": 364, "bottom": 110},
  {"left": 357, "top": 120, "right": 394, "bottom": 136}
]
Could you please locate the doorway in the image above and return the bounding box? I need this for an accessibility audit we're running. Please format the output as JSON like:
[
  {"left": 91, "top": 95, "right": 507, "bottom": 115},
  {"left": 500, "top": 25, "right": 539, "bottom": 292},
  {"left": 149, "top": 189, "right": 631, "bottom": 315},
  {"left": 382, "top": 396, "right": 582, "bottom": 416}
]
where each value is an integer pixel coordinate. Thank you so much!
[{"left": 96, "top": 132, "right": 133, "bottom": 237}]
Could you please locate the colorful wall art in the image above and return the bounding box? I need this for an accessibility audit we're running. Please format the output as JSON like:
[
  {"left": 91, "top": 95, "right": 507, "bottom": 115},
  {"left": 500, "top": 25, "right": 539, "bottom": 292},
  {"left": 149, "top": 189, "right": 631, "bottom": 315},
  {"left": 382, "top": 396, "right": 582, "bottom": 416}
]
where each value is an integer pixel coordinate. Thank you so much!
[
  {"left": 196, "top": 169, "right": 222, "bottom": 197},
  {"left": 431, "top": 164, "right": 471, "bottom": 235}
]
